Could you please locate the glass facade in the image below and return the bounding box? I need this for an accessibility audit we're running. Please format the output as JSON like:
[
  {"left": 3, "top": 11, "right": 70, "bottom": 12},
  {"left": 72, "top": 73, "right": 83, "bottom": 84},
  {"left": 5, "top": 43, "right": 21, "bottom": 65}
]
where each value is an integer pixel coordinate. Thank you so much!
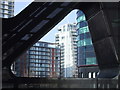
[
  {"left": 28, "top": 42, "right": 60, "bottom": 78},
  {"left": 13, "top": 41, "right": 60, "bottom": 78},
  {"left": 76, "top": 10, "right": 97, "bottom": 66}
]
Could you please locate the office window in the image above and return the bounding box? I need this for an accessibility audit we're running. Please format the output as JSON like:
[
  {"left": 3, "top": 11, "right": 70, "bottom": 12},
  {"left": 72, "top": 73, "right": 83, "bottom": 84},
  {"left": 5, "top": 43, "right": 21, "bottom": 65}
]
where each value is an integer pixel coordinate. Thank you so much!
[
  {"left": 77, "top": 15, "right": 85, "bottom": 22},
  {"left": 86, "top": 57, "right": 96, "bottom": 65},
  {"left": 86, "top": 45, "right": 94, "bottom": 51},
  {"left": 84, "top": 38, "right": 92, "bottom": 45},
  {"left": 78, "top": 26, "right": 89, "bottom": 34},
  {"left": 78, "top": 21, "right": 88, "bottom": 28}
]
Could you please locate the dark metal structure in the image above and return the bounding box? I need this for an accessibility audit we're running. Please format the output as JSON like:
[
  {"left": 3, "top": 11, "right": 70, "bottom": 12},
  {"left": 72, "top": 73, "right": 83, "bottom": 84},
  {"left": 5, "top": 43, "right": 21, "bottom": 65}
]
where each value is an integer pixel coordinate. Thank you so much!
[
  {"left": 2, "top": 1, "right": 120, "bottom": 88},
  {"left": 85, "top": 2, "right": 120, "bottom": 78}
]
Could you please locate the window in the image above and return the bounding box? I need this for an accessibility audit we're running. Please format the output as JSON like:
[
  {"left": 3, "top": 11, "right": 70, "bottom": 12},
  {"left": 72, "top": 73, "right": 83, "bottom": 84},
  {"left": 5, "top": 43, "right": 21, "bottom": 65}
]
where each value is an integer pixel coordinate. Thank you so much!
[
  {"left": 36, "top": 43, "right": 39, "bottom": 46},
  {"left": 61, "top": 36, "right": 64, "bottom": 39},
  {"left": 81, "top": 72, "right": 83, "bottom": 78},
  {"left": 8, "top": 6, "right": 13, "bottom": 9},
  {"left": 36, "top": 51, "right": 39, "bottom": 54},
  {"left": 86, "top": 45, "right": 94, "bottom": 51},
  {"left": 77, "top": 15, "right": 85, "bottom": 23},
  {"left": 58, "top": 29, "right": 61, "bottom": 31},
  {"left": 77, "top": 10, "right": 84, "bottom": 18},
  {"left": 85, "top": 38, "right": 92, "bottom": 45},
  {"left": 36, "top": 56, "right": 38, "bottom": 58},
  {"left": 78, "top": 26, "right": 89, "bottom": 34},
  {"left": 77, "top": 38, "right": 92, "bottom": 47},
  {"left": 36, "top": 60, "right": 39, "bottom": 63},
  {"left": 86, "top": 57, "right": 96, "bottom": 65},
  {"left": 93, "top": 72, "right": 96, "bottom": 78},
  {"left": 4, "top": 10, "right": 8, "bottom": 13},
  {"left": 30, "top": 47, "right": 35, "bottom": 50},
  {"left": 4, "top": 5, "right": 8, "bottom": 9},
  {"left": 36, "top": 47, "right": 39, "bottom": 50},
  {"left": 63, "top": 28, "right": 65, "bottom": 32},
  {"left": 78, "top": 21, "right": 88, "bottom": 28},
  {"left": 39, "top": 43, "right": 43, "bottom": 47},
  {"left": 4, "top": 15, "right": 8, "bottom": 18},
  {"left": 39, "top": 56, "right": 41, "bottom": 58},
  {"left": 88, "top": 72, "right": 91, "bottom": 78}
]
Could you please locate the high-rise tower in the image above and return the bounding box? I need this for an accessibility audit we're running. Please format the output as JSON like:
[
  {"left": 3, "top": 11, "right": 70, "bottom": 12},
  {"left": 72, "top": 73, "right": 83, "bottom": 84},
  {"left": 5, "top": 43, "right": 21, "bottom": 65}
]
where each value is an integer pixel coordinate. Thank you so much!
[
  {"left": 76, "top": 10, "right": 99, "bottom": 78},
  {"left": 0, "top": 0, "right": 14, "bottom": 18},
  {"left": 55, "top": 23, "right": 78, "bottom": 77}
]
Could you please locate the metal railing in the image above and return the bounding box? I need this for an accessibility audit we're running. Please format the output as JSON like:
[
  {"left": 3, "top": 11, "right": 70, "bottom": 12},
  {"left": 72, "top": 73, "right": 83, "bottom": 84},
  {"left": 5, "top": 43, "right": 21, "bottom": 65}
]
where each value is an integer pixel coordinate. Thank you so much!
[{"left": 2, "top": 77, "right": 120, "bottom": 89}]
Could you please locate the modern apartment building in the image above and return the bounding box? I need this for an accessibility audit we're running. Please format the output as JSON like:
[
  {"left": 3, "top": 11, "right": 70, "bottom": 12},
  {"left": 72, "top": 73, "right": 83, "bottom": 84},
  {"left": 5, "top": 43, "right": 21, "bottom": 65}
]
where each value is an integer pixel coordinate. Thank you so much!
[
  {"left": 0, "top": 0, "right": 14, "bottom": 18},
  {"left": 55, "top": 23, "right": 78, "bottom": 78},
  {"left": 76, "top": 10, "right": 99, "bottom": 78},
  {"left": 13, "top": 41, "right": 61, "bottom": 78}
]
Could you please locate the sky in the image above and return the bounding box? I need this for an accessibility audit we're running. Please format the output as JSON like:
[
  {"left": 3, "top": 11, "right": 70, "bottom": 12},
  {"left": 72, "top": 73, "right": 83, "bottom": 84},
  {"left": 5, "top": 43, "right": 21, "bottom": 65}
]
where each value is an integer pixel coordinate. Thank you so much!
[{"left": 14, "top": 1, "right": 78, "bottom": 43}]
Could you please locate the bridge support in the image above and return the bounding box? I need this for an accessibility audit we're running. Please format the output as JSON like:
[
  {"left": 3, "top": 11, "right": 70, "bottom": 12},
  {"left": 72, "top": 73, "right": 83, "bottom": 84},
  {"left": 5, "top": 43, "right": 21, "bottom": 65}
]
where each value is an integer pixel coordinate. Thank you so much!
[{"left": 84, "top": 2, "right": 120, "bottom": 78}]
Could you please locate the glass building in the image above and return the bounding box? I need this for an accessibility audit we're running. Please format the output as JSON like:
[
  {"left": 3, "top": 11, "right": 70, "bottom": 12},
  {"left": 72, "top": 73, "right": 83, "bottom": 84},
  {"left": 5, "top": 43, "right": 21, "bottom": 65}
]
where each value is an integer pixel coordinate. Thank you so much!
[
  {"left": 76, "top": 10, "right": 99, "bottom": 78},
  {"left": 77, "top": 10, "right": 97, "bottom": 65},
  {"left": 0, "top": 0, "right": 14, "bottom": 18},
  {"left": 12, "top": 41, "right": 61, "bottom": 78}
]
